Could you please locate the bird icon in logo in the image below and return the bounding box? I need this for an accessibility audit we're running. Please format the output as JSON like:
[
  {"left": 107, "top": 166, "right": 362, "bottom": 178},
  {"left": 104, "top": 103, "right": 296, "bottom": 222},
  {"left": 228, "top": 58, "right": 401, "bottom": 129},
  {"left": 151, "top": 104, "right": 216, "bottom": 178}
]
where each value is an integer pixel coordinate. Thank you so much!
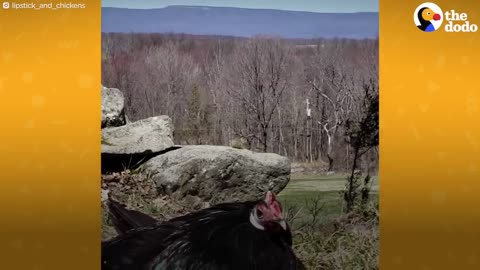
[{"left": 416, "top": 6, "right": 442, "bottom": 32}]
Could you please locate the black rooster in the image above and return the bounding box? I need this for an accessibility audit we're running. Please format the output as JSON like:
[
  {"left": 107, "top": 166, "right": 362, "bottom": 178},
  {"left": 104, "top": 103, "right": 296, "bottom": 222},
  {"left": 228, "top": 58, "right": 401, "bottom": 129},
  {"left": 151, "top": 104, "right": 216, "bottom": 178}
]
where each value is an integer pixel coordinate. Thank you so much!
[{"left": 102, "top": 191, "right": 306, "bottom": 270}]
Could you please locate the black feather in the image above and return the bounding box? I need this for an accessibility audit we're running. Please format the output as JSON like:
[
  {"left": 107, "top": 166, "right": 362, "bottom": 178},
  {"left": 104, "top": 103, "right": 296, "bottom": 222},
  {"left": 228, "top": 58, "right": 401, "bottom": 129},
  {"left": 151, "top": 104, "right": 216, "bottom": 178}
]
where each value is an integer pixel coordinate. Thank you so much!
[{"left": 106, "top": 198, "right": 158, "bottom": 234}]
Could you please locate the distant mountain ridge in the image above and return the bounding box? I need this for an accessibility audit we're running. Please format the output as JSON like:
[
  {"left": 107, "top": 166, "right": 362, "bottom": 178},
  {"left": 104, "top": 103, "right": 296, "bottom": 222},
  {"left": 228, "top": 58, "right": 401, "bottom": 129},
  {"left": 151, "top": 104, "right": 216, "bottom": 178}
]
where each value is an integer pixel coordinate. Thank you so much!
[{"left": 102, "top": 5, "right": 378, "bottom": 39}]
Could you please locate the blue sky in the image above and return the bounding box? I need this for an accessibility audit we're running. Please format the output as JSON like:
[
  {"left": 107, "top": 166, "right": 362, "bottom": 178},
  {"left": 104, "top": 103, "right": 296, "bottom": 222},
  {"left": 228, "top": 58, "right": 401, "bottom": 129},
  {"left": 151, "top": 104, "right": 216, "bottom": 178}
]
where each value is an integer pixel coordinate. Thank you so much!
[{"left": 102, "top": 0, "right": 378, "bottom": 13}]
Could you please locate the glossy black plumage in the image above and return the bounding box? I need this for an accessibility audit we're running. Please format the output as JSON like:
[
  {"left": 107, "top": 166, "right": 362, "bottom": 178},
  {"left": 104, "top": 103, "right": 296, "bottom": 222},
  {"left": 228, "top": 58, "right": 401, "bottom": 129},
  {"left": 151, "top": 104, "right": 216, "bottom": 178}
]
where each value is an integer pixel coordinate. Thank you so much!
[
  {"left": 107, "top": 199, "right": 158, "bottom": 234},
  {"left": 102, "top": 198, "right": 305, "bottom": 270}
]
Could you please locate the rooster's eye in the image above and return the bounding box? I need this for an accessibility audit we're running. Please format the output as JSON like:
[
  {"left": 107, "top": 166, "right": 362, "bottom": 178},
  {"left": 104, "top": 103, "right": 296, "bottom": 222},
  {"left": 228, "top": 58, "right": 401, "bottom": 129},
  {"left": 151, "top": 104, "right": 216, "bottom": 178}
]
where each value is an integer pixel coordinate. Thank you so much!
[{"left": 256, "top": 209, "right": 263, "bottom": 219}]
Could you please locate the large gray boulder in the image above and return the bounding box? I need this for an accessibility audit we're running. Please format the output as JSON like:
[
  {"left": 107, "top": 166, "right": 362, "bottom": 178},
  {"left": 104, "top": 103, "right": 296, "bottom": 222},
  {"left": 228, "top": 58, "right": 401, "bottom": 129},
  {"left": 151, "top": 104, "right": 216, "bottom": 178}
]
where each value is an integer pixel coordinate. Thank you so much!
[
  {"left": 102, "top": 115, "right": 174, "bottom": 155},
  {"left": 143, "top": 145, "right": 291, "bottom": 204},
  {"left": 101, "top": 85, "right": 126, "bottom": 128}
]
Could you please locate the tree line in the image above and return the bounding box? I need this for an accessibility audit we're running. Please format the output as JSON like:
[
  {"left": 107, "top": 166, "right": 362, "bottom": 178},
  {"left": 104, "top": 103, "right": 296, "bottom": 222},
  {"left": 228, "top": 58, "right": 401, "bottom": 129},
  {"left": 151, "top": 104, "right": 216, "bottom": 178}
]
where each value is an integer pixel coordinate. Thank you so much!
[{"left": 102, "top": 33, "right": 378, "bottom": 173}]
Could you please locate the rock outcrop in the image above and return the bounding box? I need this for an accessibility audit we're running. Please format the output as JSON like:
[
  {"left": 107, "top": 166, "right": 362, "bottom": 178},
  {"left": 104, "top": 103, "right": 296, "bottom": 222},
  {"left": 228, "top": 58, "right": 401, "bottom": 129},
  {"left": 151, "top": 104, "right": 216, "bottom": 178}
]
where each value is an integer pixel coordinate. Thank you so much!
[
  {"left": 102, "top": 115, "right": 174, "bottom": 155},
  {"left": 101, "top": 115, "right": 176, "bottom": 172},
  {"left": 143, "top": 145, "right": 291, "bottom": 204},
  {"left": 101, "top": 85, "right": 126, "bottom": 128}
]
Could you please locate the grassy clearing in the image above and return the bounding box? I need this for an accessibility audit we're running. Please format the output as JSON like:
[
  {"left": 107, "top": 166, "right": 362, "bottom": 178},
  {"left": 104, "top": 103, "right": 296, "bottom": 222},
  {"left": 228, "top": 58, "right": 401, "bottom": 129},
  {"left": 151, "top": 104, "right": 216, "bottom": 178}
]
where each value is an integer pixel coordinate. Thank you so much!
[
  {"left": 285, "top": 174, "right": 378, "bottom": 191},
  {"left": 280, "top": 190, "right": 343, "bottom": 226},
  {"left": 279, "top": 174, "right": 378, "bottom": 225},
  {"left": 279, "top": 174, "right": 379, "bottom": 270}
]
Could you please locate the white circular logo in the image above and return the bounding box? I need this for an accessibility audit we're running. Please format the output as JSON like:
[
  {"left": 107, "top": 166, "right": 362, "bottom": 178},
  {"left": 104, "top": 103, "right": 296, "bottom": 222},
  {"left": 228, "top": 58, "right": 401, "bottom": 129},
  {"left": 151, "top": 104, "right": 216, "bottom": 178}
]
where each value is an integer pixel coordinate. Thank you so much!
[{"left": 414, "top": 3, "right": 443, "bottom": 32}]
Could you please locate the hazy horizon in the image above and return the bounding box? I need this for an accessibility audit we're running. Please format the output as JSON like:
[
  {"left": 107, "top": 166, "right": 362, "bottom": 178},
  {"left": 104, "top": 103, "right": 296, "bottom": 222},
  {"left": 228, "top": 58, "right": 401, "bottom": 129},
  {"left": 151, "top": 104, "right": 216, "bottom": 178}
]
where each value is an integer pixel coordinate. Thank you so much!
[{"left": 102, "top": 0, "right": 378, "bottom": 13}]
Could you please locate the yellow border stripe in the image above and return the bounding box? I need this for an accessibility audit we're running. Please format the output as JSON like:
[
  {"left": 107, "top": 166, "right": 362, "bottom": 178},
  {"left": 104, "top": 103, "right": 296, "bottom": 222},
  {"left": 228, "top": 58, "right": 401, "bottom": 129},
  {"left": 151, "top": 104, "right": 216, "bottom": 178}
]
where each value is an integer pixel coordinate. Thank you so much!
[
  {"left": 380, "top": 1, "right": 480, "bottom": 269},
  {"left": 0, "top": 1, "right": 100, "bottom": 269}
]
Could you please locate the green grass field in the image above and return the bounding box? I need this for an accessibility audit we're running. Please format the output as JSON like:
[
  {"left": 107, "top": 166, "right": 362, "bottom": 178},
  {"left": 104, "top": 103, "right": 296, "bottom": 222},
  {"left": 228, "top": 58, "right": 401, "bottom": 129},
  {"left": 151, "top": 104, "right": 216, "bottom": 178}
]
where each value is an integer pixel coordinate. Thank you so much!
[{"left": 278, "top": 174, "right": 379, "bottom": 225}]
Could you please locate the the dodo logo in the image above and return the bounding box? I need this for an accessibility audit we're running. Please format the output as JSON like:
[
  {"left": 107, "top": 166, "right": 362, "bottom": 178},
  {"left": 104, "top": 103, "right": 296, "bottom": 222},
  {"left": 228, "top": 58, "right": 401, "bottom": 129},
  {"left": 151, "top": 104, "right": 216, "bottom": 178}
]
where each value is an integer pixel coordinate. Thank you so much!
[
  {"left": 414, "top": 3, "right": 443, "bottom": 32},
  {"left": 414, "top": 2, "right": 478, "bottom": 33}
]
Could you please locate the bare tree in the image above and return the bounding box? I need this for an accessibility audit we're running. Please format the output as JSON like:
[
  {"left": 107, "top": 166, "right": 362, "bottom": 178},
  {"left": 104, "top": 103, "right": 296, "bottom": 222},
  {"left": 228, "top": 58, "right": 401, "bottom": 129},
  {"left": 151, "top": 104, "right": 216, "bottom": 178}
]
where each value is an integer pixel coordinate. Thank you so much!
[
  {"left": 224, "top": 38, "right": 294, "bottom": 152},
  {"left": 202, "top": 41, "right": 227, "bottom": 145},
  {"left": 309, "top": 66, "right": 352, "bottom": 171}
]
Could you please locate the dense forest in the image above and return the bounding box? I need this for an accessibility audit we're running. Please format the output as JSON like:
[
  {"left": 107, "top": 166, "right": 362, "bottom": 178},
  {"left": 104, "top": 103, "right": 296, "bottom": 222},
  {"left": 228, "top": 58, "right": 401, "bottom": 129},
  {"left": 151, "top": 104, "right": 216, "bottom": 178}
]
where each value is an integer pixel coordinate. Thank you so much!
[{"left": 102, "top": 33, "right": 378, "bottom": 173}]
